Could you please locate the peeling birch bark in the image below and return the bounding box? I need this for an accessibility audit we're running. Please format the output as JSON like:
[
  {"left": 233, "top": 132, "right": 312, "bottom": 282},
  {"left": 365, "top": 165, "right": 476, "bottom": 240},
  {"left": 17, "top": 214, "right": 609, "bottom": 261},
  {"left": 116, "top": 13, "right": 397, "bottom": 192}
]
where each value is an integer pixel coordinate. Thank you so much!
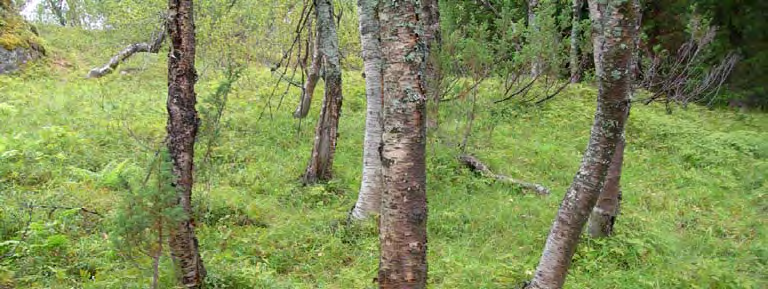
[
  {"left": 165, "top": 0, "right": 205, "bottom": 287},
  {"left": 350, "top": 0, "right": 383, "bottom": 220},
  {"left": 378, "top": 0, "right": 428, "bottom": 287}
]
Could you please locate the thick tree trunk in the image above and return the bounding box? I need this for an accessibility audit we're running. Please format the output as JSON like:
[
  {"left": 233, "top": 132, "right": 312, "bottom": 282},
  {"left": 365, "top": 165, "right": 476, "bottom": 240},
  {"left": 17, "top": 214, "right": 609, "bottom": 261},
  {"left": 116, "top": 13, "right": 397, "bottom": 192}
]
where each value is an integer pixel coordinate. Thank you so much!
[
  {"left": 378, "top": 1, "right": 428, "bottom": 288},
  {"left": 294, "top": 18, "right": 321, "bottom": 119},
  {"left": 166, "top": 0, "right": 205, "bottom": 287},
  {"left": 587, "top": 132, "right": 625, "bottom": 238},
  {"left": 569, "top": 0, "right": 583, "bottom": 83},
  {"left": 526, "top": 0, "right": 640, "bottom": 288},
  {"left": 350, "top": 0, "right": 383, "bottom": 220},
  {"left": 302, "top": 0, "right": 343, "bottom": 184},
  {"left": 88, "top": 28, "right": 166, "bottom": 78}
]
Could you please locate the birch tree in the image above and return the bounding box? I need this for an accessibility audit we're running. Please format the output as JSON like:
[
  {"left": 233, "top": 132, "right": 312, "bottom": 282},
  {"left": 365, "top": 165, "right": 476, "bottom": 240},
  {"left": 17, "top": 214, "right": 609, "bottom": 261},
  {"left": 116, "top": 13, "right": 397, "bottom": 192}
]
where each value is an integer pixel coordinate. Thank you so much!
[
  {"left": 378, "top": 0, "right": 428, "bottom": 287},
  {"left": 350, "top": 0, "right": 383, "bottom": 220},
  {"left": 526, "top": 0, "right": 640, "bottom": 287},
  {"left": 302, "top": 0, "right": 343, "bottom": 184},
  {"left": 165, "top": 0, "right": 205, "bottom": 287},
  {"left": 569, "top": 0, "right": 583, "bottom": 83}
]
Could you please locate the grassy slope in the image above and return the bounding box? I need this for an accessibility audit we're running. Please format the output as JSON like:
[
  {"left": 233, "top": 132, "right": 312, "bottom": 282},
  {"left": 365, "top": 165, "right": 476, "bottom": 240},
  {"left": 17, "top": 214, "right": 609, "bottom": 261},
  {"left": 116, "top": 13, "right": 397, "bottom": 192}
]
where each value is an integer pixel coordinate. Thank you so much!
[{"left": 0, "top": 27, "right": 766, "bottom": 288}]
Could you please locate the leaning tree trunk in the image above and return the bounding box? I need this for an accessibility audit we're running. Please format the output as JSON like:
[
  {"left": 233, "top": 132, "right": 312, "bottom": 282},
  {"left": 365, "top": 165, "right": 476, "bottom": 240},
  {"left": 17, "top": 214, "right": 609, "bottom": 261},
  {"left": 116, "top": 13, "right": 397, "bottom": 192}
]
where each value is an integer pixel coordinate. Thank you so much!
[
  {"left": 166, "top": 0, "right": 205, "bottom": 287},
  {"left": 587, "top": 131, "right": 625, "bottom": 237},
  {"left": 294, "top": 16, "right": 321, "bottom": 119},
  {"left": 302, "top": 0, "right": 343, "bottom": 184},
  {"left": 88, "top": 27, "right": 166, "bottom": 78},
  {"left": 350, "top": 0, "right": 383, "bottom": 220},
  {"left": 526, "top": 0, "right": 640, "bottom": 288},
  {"left": 569, "top": 0, "right": 583, "bottom": 83},
  {"left": 378, "top": 0, "right": 428, "bottom": 288}
]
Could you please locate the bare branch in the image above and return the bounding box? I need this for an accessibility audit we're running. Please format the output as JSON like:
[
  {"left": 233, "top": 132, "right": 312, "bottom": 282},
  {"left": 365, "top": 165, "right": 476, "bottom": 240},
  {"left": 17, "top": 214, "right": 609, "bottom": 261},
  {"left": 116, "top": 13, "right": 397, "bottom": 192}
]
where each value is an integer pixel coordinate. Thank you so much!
[{"left": 458, "top": 154, "right": 551, "bottom": 196}]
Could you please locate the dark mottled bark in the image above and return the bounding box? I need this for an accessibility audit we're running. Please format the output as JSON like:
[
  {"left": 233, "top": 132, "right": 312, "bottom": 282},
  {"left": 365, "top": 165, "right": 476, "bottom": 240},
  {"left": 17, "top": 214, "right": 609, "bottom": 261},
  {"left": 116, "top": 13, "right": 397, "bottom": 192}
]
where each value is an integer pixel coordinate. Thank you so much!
[
  {"left": 350, "top": 0, "right": 383, "bottom": 220},
  {"left": 527, "top": 0, "right": 640, "bottom": 288},
  {"left": 378, "top": 0, "right": 428, "bottom": 288},
  {"left": 302, "top": 0, "right": 343, "bottom": 184},
  {"left": 166, "top": 0, "right": 205, "bottom": 287}
]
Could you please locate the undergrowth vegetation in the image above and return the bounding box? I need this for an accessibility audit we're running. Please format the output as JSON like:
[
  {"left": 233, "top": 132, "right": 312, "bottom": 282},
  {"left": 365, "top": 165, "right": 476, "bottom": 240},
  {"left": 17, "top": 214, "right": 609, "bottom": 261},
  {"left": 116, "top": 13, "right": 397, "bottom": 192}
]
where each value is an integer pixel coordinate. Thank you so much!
[{"left": 0, "top": 26, "right": 766, "bottom": 288}]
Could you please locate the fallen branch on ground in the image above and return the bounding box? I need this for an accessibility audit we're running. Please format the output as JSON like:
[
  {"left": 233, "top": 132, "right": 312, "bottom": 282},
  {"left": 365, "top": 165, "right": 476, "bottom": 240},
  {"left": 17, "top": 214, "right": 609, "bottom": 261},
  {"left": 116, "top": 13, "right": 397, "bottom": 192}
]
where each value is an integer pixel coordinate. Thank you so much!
[
  {"left": 458, "top": 154, "right": 550, "bottom": 196},
  {"left": 87, "top": 28, "right": 167, "bottom": 78}
]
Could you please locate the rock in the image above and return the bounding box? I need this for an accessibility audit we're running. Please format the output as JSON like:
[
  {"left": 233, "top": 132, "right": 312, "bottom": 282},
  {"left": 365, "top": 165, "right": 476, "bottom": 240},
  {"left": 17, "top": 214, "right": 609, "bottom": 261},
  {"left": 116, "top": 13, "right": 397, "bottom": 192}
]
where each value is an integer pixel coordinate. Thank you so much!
[{"left": 0, "top": 45, "right": 40, "bottom": 74}]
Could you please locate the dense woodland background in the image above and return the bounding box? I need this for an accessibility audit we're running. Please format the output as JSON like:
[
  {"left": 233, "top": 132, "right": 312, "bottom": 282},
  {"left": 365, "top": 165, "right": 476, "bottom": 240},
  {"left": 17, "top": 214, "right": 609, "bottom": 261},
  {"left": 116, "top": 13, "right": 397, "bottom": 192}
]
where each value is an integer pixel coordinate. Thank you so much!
[{"left": 0, "top": 0, "right": 766, "bottom": 288}]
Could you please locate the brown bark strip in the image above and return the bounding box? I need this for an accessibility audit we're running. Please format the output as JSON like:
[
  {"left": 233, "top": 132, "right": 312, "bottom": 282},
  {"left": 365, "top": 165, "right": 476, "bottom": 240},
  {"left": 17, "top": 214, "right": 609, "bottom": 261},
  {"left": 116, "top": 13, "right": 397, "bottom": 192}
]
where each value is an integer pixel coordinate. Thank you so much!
[
  {"left": 294, "top": 17, "right": 321, "bottom": 119},
  {"left": 378, "top": 0, "right": 428, "bottom": 287},
  {"left": 301, "top": 0, "right": 343, "bottom": 184},
  {"left": 166, "top": 0, "right": 205, "bottom": 287},
  {"left": 458, "top": 154, "right": 551, "bottom": 196},
  {"left": 87, "top": 28, "right": 166, "bottom": 78},
  {"left": 526, "top": 0, "right": 640, "bottom": 288}
]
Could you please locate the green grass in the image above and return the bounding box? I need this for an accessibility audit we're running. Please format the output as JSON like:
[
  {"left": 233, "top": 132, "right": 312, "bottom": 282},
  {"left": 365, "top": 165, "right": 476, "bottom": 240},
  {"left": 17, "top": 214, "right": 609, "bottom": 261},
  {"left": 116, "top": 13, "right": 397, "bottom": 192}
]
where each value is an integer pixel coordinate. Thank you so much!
[{"left": 1, "top": 26, "right": 766, "bottom": 288}]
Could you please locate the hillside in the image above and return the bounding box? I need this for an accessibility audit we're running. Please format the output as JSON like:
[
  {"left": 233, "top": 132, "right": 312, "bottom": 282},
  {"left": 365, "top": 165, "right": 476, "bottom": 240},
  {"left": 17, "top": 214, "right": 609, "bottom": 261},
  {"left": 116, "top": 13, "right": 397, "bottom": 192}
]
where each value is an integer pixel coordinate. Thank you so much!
[{"left": 0, "top": 27, "right": 766, "bottom": 288}]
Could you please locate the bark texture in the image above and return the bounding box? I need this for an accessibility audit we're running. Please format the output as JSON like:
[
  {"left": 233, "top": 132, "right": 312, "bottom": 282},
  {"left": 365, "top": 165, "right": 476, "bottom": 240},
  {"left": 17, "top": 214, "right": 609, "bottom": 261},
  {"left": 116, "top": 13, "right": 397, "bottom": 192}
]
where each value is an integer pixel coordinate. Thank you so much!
[
  {"left": 350, "top": 0, "right": 383, "bottom": 220},
  {"left": 302, "top": 0, "right": 343, "bottom": 184},
  {"left": 527, "top": 0, "right": 640, "bottom": 288},
  {"left": 166, "top": 0, "right": 205, "bottom": 287},
  {"left": 88, "top": 28, "right": 166, "bottom": 78},
  {"left": 569, "top": 0, "right": 583, "bottom": 83},
  {"left": 587, "top": 133, "right": 625, "bottom": 238},
  {"left": 378, "top": 0, "right": 428, "bottom": 287},
  {"left": 294, "top": 18, "right": 321, "bottom": 119}
]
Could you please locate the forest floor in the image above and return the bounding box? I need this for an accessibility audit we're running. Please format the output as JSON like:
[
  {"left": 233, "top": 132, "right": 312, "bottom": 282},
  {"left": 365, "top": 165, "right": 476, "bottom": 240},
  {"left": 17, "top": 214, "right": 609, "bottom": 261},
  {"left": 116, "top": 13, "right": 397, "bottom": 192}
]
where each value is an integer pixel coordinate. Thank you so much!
[{"left": 1, "top": 27, "right": 766, "bottom": 289}]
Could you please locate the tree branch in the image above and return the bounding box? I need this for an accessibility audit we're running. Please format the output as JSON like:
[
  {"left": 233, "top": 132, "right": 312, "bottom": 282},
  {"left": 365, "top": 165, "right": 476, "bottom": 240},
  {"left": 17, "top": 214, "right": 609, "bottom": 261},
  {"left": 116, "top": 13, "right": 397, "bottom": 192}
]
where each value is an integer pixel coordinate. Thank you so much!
[
  {"left": 87, "top": 28, "right": 167, "bottom": 78},
  {"left": 458, "top": 154, "right": 551, "bottom": 196}
]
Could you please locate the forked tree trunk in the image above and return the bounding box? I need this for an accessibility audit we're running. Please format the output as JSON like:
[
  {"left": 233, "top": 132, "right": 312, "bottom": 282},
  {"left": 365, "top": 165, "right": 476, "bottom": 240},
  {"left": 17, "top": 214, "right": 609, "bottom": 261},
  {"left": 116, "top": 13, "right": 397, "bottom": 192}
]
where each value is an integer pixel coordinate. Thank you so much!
[
  {"left": 569, "top": 0, "right": 583, "bottom": 83},
  {"left": 294, "top": 16, "right": 321, "bottom": 119},
  {"left": 350, "top": 0, "right": 383, "bottom": 220},
  {"left": 378, "top": 1, "right": 428, "bottom": 288},
  {"left": 302, "top": 0, "right": 343, "bottom": 184},
  {"left": 526, "top": 0, "right": 640, "bottom": 288},
  {"left": 587, "top": 132, "right": 625, "bottom": 237},
  {"left": 166, "top": 0, "right": 205, "bottom": 287}
]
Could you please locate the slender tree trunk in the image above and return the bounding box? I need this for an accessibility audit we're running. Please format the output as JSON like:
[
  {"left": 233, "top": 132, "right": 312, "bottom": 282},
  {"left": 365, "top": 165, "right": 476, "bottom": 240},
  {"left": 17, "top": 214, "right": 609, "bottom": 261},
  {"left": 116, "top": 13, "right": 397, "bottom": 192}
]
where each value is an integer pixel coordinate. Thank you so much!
[
  {"left": 587, "top": 131, "right": 625, "bottom": 238},
  {"left": 166, "top": 0, "right": 205, "bottom": 287},
  {"left": 526, "top": 0, "right": 640, "bottom": 288},
  {"left": 350, "top": 0, "right": 383, "bottom": 220},
  {"left": 302, "top": 0, "right": 343, "bottom": 184},
  {"left": 569, "top": 0, "right": 583, "bottom": 83},
  {"left": 422, "top": 0, "right": 442, "bottom": 129},
  {"left": 378, "top": 1, "right": 428, "bottom": 287},
  {"left": 528, "top": 0, "right": 542, "bottom": 78},
  {"left": 294, "top": 17, "right": 321, "bottom": 119}
]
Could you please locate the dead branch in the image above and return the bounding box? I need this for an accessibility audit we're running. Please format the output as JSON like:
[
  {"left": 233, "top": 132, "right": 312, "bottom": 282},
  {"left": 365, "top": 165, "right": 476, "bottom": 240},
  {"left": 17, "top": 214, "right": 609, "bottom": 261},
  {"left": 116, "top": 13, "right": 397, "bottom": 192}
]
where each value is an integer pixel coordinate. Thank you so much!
[
  {"left": 87, "top": 28, "right": 167, "bottom": 78},
  {"left": 28, "top": 204, "right": 104, "bottom": 217},
  {"left": 458, "top": 154, "right": 551, "bottom": 196}
]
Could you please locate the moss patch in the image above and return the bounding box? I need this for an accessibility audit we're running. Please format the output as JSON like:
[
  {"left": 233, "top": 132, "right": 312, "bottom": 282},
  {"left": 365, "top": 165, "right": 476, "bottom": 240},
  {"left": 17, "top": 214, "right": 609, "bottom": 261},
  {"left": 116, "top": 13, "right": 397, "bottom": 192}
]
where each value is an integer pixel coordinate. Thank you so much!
[{"left": 0, "top": 5, "right": 42, "bottom": 50}]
